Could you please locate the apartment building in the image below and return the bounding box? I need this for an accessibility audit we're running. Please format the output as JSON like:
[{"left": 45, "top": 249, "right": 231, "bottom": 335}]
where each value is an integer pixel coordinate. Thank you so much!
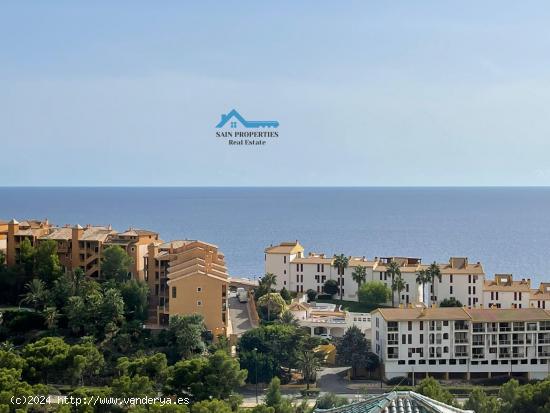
[
  {"left": 144, "top": 240, "right": 229, "bottom": 336},
  {"left": 483, "top": 274, "right": 531, "bottom": 309},
  {"left": 6, "top": 219, "right": 52, "bottom": 266},
  {"left": 372, "top": 307, "right": 550, "bottom": 380},
  {"left": 265, "top": 241, "right": 484, "bottom": 307},
  {"left": 0, "top": 220, "right": 8, "bottom": 253},
  {"left": 5, "top": 219, "right": 160, "bottom": 279}
]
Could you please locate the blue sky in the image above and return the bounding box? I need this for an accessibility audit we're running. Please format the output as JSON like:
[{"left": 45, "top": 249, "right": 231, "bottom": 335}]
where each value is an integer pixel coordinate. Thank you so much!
[{"left": 2, "top": 1, "right": 550, "bottom": 186}]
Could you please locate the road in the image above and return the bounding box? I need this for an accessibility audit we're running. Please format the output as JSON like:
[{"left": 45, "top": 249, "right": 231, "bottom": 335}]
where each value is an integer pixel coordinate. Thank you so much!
[{"left": 228, "top": 294, "right": 253, "bottom": 335}]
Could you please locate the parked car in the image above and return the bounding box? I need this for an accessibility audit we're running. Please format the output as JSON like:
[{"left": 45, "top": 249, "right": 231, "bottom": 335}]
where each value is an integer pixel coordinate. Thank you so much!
[
  {"left": 237, "top": 288, "right": 248, "bottom": 303},
  {"left": 318, "top": 333, "right": 333, "bottom": 340}
]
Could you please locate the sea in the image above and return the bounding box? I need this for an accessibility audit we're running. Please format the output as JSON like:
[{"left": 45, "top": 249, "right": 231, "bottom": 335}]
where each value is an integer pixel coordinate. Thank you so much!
[{"left": 1, "top": 187, "right": 550, "bottom": 286}]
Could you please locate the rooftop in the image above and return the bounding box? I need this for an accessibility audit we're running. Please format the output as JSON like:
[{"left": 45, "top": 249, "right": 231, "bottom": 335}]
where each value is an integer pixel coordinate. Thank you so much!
[
  {"left": 314, "top": 391, "right": 472, "bottom": 413},
  {"left": 265, "top": 241, "right": 304, "bottom": 254},
  {"left": 374, "top": 307, "right": 550, "bottom": 322}
]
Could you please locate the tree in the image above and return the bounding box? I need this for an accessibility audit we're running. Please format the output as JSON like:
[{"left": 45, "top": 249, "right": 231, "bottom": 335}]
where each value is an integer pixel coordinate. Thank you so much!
[
  {"left": 351, "top": 265, "right": 367, "bottom": 289},
  {"left": 276, "top": 311, "right": 299, "bottom": 327},
  {"left": 101, "top": 245, "right": 133, "bottom": 283},
  {"left": 426, "top": 262, "right": 442, "bottom": 306},
  {"left": 336, "top": 325, "right": 378, "bottom": 378},
  {"left": 239, "top": 324, "right": 306, "bottom": 383},
  {"left": 66, "top": 340, "right": 104, "bottom": 385},
  {"left": 315, "top": 393, "right": 348, "bottom": 410},
  {"left": 332, "top": 254, "right": 349, "bottom": 301},
  {"left": 357, "top": 281, "right": 390, "bottom": 307},
  {"left": 44, "top": 307, "right": 59, "bottom": 329},
  {"left": 99, "top": 288, "right": 125, "bottom": 340},
  {"left": 386, "top": 260, "right": 401, "bottom": 307},
  {"left": 19, "top": 238, "right": 36, "bottom": 277},
  {"left": 112, "top": 375, "right": 156, "bottom": 398},
  {"left": 22, "top": 336, "right": 70, "bottom": 383},
  {"left": 167, "top": 350, "right": 246, "bottom": 401},
  {"left": 305, "top": 289, "right": 317, "bottom": 302},
  {"left": 440, "top": 297, "right": 463, "bottom": 307},
  {"left": 169, "top": 314, "right": 207, "bottom": 358},
  {"left": 256, "top": 273, "right": 277, "bottom": 300},
  {"left": 392, "top": 273, "right": 406, "bottom": 306},
  {"left": 119, "top": 279, "right": 149, "bottom": 321},
  {"left": 20, "top": 278, "right": 48, "bottom": 311},
  {"left": 117, "top": 353, "right": 168, "bottom": 383},
  {"left": 264, "top": 377, "right": 294, "bottom": 413},
  {"left": 34, "top": 240, "right": 63, "bottom": 285},
  {"left": 415, "top": 377, "right": 455, "bottom": 406},
  {"left": 279, "top": 287, "right": 291, "bottom": 303},
  {"left": 296, "top": 350, "right": 322, "bottom": 389},
  {"left": 464, "top": 387, "right": 501, "bottom": 413},
  {"left": 323, "top": 279, "right": 339, "bottom": 297},
  {"left": 257, "top": 293, "right": 287, "bottom": 321},
  {"left": 416, "top": 269, "right": 430, "bottom": 305}
]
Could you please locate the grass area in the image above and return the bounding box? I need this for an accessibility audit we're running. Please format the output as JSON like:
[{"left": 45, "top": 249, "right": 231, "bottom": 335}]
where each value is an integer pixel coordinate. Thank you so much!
[{"left": 314, "top": 299, "right": 387, "bottom": 313}]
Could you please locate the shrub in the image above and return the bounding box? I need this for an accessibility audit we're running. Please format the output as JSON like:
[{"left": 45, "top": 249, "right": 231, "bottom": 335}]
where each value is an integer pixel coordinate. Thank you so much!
[{"left": 300, "top": 388, "right": 321, "bottom": 397}]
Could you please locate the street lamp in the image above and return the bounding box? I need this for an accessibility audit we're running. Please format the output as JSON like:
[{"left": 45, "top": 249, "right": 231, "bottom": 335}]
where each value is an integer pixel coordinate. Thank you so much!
[{"left": 253, "top": 347, "right": 258, "bottom": 404}]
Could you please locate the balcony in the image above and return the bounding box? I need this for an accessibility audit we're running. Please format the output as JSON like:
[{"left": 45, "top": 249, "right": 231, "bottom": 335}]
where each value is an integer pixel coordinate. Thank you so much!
[
  {"left": 454, "top": 322, "right": 469, "bottom": 331},
  {"left": 455, "top": 352, "right": 468, "bottom": 357}
]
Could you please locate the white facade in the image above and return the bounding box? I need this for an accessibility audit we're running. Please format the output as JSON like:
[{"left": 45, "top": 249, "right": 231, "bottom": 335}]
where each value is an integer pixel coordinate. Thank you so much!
[
  {"left": 288, "top": 300, "right": 371, "bottom": 338},
  {"left": 372, "top": 307, "right": 550, "bottom": 381},
  {"left": 265, "top": 242, "right": 485, "bottom": 307}
]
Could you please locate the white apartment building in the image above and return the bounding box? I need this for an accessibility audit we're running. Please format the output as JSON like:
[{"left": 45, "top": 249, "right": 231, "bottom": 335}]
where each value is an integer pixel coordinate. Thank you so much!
[
  {"left": 264, "top": 241, "right": 484, "bottom": 307},
  {"left": 372, "top": 307, "right": 550, "bottom": 381}
]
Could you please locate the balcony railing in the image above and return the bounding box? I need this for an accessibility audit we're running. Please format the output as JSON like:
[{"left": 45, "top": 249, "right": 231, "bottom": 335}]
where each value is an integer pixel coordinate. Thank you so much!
[{"left": 455, "top": 352, "right": 468, "bottom": 357}]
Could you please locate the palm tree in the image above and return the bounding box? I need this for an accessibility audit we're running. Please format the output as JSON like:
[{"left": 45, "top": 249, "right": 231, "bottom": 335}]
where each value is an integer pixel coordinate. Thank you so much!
[
  {"left": 332, "top": 254, "right": 349, "bottom": 301},
  {"left": 392, "top": 273, "right": 406, "bottom": 306},
  {"left": 260, "top": 272, "right": 277, "bottom": 292},
  {"left": 352, "top": 265, "right": 367, "bottom": 289},
  {"left": 386, "top": 260, "right": 401, "bottom": 307},
  {"left": 426, "top": 262, "right": 442, "bottom": 306},
  {"left": 71, "top": 267, "right": 85, "bottom": 296},
  {"left": 277, "top": 310, "right": 299, "bottom": 327},
  {"left": 20, "top": 278, "right": 48, "bottom": 311},
  {"left": 44, "top": 307, "right": 59, "bottom": 329},
  {"left": 416, "top": 269, "right": 429, "bottom": 305},
  {"left": 297, "top": 350, "right": 322, "bottom": 390}
]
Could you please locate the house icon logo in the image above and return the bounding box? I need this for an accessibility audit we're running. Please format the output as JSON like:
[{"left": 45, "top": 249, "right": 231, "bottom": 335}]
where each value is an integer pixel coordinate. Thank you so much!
[{"left": 216, "top": 109, "right": 279, "bottom": 129}]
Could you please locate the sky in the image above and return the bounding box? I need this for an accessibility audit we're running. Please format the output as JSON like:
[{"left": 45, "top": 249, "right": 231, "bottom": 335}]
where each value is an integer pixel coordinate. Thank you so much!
[{"left": 2, "top": 1, "right": 550, "bottom": 186}]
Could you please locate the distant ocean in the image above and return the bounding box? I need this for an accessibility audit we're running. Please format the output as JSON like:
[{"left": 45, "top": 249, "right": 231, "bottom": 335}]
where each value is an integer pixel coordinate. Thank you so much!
[{"left": 1, "top": 187, "right": 550, "bottom": 285}]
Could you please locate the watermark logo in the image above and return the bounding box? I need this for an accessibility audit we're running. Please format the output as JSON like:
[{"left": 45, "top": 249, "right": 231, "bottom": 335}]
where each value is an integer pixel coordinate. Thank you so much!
[
  {"left": 216, "top": 109, "right": 279, "bottom": 129},
  {"left": 215, "top": 109, "right": 279, "bottom": 146}
]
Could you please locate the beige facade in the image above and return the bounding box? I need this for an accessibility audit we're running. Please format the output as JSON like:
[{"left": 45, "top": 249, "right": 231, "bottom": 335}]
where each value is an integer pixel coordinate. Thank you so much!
[
  {"left": 6, "top": 219, "right": 52, "bottom": 266},
  {"left": 145, "top": 240, "right": 228, "bottom": 336},
  {"left": 5, "top": 218, "right": 159, "bottom": 279},
  {"left": 0, "top": 220, "right": 8, "bottom": 253}
]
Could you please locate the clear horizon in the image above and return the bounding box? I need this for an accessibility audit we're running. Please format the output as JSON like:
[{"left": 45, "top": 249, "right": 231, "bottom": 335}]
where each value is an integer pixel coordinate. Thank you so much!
[{"left": 2, "top": 1, "right": 550, "bottom": 186}]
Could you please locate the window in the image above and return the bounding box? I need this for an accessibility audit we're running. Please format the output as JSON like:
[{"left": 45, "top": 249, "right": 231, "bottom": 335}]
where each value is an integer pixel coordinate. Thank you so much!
[
  {"left": 450, "top": 286, "right": 453, "bottom": 294},
  {"left": 406, "top": 284, "right": 409, "bottom": 293},
  {"left": 450, "top": 274, "right": 453, "bottom": 283},
  {"left": 402, "top": 334, "right": 406, "bottom": 344},
  {"left": 468, "top": 274, "right": 472, "bottom": 283},
  {"left": 420, "top": 334, "right": 424, "bottom": 344},
  {"left": 172, "top": 287, "right": 177, "bottom": 298},
  {"left": 284, "top": 256, "right": 287, "bottom": 264},
  {"left": 420, "top": 321, "right": 424, "bottom": 330},
  {"left": 408, "top": 334, "right": 412, "bottom": 344},
  {"left": 197, "top": 287, "right": 202, "bottom": 292},
  {"left": 197, "top": 300, "right": 202, "bottom": 306},
  {"left": 408, "top": 321, "right": 412, "bottom": 331}
]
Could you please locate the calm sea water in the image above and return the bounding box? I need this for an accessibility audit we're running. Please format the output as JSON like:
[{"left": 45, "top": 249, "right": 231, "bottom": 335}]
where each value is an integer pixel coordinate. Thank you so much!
[{"left": 1, "top": 187, "right": 550, "bottom": 285}]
